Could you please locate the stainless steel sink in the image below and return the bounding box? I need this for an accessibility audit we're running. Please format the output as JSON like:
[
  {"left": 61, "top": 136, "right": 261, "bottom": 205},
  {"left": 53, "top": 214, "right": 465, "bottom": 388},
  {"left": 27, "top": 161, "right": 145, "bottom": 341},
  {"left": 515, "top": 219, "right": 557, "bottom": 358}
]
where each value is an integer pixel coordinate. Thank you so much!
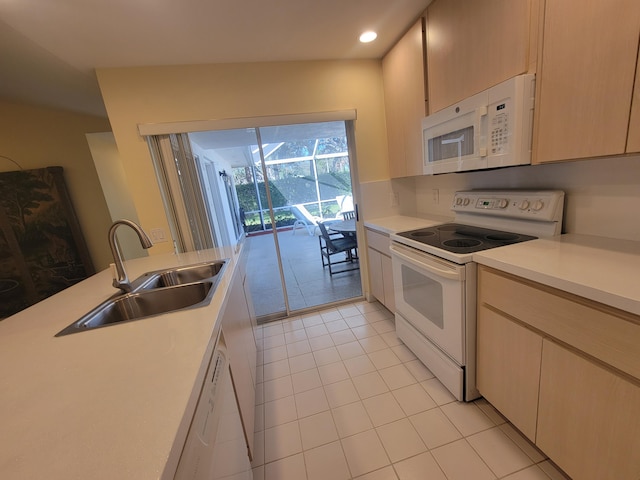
[
  {"left": 138, "top": 261, "right": 227, "bottom": 289},
  {"left": 56, "top": 260, "right": 227, "bottom": 336}
]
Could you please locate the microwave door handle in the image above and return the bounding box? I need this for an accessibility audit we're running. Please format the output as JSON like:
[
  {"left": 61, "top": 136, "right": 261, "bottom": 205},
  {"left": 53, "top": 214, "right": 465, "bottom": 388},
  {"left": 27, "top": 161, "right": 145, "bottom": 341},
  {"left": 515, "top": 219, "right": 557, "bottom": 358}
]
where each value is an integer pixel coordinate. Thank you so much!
[
  {"left": 390, "top": 244, "right": 463, "bottom": 281},
  {"left": 476, "top": 106, "right": 488, "bottom": 157}
]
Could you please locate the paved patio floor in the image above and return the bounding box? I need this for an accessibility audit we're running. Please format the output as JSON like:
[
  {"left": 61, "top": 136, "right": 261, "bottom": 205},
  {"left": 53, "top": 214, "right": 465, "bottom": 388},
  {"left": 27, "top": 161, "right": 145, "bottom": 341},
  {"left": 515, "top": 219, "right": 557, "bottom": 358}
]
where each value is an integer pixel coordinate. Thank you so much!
[{"left": 245, "top": 228, "right": 363, "bottom": 320}]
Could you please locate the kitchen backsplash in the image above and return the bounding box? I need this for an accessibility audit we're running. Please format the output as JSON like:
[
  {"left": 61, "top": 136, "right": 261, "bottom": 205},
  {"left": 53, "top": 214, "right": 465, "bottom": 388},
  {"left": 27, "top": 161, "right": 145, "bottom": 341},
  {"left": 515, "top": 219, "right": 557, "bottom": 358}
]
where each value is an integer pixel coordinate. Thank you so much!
[{"left": 361, "top": 153, "right": 640, "bottom": 242}]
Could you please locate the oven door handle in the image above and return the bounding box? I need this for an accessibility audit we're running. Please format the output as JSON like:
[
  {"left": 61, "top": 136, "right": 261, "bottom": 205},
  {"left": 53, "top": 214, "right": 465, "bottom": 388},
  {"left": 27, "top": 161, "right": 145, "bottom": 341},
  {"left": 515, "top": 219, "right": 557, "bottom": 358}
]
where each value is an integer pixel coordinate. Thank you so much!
[{"left": 390, "top": 244, "right": 464, "bottom": 281}]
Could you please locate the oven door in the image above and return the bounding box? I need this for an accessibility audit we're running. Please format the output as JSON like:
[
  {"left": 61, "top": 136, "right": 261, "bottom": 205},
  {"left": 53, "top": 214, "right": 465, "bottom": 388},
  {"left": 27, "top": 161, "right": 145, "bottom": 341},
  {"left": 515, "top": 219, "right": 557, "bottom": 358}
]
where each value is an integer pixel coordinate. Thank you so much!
[{"left": 390, "top": 242, "right": 466, "bottom": 364}]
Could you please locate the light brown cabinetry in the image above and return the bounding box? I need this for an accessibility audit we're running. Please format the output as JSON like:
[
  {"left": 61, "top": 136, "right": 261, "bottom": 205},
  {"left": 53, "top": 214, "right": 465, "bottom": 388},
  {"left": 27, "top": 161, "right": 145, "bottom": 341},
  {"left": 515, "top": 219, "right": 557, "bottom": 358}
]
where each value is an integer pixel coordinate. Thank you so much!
[
  {"left": 476, "top": 306, "right": 541, "bottom": 441},
  {"left": 221, "top": 256, "right": 257, "bottom": 458},
  {"left": 382, "top": 18, "right": 427, "bottom": 178},
  {"left": 533, "top": 0, "right": 640, "bottom": 163},
  {"left": 477, "top": 266, "right": 640, "bottom": 480},
  {"left": 537, "top": 341, "right": 640, "bottom": 480},
  {"left": 365, "top": 228, "right": 395, "bottom": 312},
  {"left": 425, "top": 0, "right": 532, "bottom": 113},
  {"left": 627, "top": 57, "right": 640, "bottom": 153}
]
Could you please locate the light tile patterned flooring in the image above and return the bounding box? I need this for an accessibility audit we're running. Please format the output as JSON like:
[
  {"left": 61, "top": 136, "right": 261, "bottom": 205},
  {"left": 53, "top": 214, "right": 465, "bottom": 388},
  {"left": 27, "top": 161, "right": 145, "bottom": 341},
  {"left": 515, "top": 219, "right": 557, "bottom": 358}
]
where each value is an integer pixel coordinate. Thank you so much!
[{"left": 251, "top": 300, "right": 571, "bottom": 480}]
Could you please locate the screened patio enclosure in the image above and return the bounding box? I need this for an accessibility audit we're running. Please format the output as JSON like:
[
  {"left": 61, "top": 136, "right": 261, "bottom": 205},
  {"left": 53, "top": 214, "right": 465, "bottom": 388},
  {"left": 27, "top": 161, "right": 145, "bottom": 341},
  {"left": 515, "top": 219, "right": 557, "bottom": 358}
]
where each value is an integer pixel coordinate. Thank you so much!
[{"left": 189, "top": 122, "right": 355, "bottom": 236}]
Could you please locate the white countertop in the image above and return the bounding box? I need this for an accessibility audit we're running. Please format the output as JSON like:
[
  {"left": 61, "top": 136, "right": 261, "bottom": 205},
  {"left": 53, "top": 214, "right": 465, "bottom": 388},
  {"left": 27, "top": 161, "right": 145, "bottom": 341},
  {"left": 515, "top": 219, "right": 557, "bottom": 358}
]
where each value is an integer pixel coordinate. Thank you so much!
[
  {"left": 364, "top": 214, "right": 452, "bottom": 235},
  {"left": 0, "top": 245, "right": 240, "bottom": 479},
  {"left": 473, "top": 233, "right": 640, "bottom": 316}
]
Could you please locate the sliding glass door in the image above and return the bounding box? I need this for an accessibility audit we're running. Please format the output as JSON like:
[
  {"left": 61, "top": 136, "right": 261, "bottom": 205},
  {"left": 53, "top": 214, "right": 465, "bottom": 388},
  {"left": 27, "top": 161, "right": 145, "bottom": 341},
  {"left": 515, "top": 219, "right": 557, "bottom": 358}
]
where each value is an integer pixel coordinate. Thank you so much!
[{"left": 147, "top": 119, "right": 363, "bottom": 322}]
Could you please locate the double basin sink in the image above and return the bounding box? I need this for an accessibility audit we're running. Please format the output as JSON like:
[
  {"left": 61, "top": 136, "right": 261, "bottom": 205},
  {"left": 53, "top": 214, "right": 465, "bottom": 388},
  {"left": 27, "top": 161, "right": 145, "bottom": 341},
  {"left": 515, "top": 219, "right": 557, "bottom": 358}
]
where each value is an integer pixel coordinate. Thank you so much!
[{"left": 56, "top": 260, "right": 227, "bottom": 336}]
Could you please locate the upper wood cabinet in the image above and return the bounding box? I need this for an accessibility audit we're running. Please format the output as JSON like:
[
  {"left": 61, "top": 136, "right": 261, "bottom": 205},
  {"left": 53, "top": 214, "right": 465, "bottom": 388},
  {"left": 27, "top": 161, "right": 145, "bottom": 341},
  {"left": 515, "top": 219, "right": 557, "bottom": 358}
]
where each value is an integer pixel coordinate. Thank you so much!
[
  {"left": 627, "top": 55, "right": 640, "bottom": 153},
  {"left": 382, "top": 18, "right": 427, "bottom": 178},
  {"left": 425, "top": 0, "right": 532, "bottom": 114},
  {"left": 533, "top": 0, "right": 640, "bottom": 163}
]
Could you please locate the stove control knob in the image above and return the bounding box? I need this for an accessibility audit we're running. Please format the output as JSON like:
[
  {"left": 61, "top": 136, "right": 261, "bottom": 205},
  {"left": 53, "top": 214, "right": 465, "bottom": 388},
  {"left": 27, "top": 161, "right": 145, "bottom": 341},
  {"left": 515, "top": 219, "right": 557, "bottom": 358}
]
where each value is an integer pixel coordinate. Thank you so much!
[
  {"left": 462, "top": 198, "right": 471, "bottom": 206},
  {"left": 533, "top": 200, "right": 544, "bottom": 211},
  {"left": 519, "top": 200, "right": 530, "bottom": 210},
  {"left": 455, "top": 197, "right": 463, "bottom": 206},
  {"left": 497, "top": 199, "right": 508, "bottom": 208}
]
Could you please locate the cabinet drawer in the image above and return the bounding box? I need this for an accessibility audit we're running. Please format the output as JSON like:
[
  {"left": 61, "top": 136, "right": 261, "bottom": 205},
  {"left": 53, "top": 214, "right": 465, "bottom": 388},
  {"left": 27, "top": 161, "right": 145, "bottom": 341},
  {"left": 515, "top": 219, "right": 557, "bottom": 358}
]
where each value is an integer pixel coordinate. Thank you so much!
[
  {"left": 478, "top": 266, "right": 640, "bottom": 379},
  {"left": 366, "top": 229, "right": 391, "bottom": 255}
]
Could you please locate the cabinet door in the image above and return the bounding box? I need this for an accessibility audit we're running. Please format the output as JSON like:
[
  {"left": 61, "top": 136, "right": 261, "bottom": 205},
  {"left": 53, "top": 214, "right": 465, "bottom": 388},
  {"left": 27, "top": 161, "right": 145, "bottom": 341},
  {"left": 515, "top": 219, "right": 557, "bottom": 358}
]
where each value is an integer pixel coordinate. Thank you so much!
[
  {"left": 380, "top": 253, "right": 395, "bottom": 313},
  {"left": 476, "top": 305, "right": 542, "bottom": 440},
  {"left": 382, "top": 18, "right": 427, "bottom": 178},
  {"left": 222, "top": 267, "right": 256, "bottom": 457},
  {"left": 368, "top": 247, "right": 385, "bottom": 304},
  {"left": 537, "top": 340, "right": 640, "bottom": 480},
  {"left": 534, "top": 0, "right": 640, "bottom": 163},
  {"left": 426, "top": 0, "right": 530, "bottom": 113},
  {"left": 627, "top": 54, "right": 640, "bottom": 153}
]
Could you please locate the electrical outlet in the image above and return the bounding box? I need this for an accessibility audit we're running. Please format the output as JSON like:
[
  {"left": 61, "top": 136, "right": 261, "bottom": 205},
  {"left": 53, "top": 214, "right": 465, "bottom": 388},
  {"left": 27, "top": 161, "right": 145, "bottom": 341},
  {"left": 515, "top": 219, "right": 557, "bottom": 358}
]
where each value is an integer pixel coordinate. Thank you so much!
[
  {"left": 390, "top": 192, "right": 399, "bottom": 207},
  {"left": 432, "top": 189, "right": 440, "bottom": 204},
  {"left": 150, "top": 228, "right": 167, "bottom": 243}
]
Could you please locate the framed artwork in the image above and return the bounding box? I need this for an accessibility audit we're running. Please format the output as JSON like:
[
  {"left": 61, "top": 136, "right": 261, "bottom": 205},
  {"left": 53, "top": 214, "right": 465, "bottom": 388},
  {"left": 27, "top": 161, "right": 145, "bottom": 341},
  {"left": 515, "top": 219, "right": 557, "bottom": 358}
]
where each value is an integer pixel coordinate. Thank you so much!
[{"left": 0, "top": 167, "right": 95, "bottom": 319}]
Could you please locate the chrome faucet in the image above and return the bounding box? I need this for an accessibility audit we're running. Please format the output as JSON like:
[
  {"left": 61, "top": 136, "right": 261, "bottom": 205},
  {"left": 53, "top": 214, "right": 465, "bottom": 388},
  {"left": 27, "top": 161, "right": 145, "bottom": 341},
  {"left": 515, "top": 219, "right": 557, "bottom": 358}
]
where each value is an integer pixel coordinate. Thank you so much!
[{"left": 108, "top": 219, "right": 153, "bottom": 292}]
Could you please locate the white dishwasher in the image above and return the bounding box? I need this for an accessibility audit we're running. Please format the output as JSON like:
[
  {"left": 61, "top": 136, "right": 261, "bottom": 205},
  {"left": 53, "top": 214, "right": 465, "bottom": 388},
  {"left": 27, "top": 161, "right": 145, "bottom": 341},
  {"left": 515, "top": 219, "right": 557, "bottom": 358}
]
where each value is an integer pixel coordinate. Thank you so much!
[{"left": 174, "top": 333, "right": 252, "bottom": 480}]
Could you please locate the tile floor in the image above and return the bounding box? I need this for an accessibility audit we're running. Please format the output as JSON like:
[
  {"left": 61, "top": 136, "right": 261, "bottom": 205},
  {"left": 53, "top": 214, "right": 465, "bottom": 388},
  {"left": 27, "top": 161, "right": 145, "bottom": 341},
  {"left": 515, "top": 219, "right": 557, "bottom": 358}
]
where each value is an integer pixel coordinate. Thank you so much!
[{"left": 251, "top": 300, "right": 571, "bottom": 480}]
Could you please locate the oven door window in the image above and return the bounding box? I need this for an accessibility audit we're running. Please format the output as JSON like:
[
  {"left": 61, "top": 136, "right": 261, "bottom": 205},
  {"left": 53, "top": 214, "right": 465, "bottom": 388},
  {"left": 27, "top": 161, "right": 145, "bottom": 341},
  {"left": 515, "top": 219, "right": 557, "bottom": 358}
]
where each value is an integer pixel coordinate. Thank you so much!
[{"left": 401, "top": 265, "right": 444, "bottom": 329}]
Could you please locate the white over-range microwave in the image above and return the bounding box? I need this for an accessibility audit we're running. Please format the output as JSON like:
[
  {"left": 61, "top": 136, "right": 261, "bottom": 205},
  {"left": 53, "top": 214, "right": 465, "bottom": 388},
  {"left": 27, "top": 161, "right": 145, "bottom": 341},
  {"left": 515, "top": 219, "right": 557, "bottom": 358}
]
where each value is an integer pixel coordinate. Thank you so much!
[{"left": 423, "top": 73, "right": 535, "bottom": 175}]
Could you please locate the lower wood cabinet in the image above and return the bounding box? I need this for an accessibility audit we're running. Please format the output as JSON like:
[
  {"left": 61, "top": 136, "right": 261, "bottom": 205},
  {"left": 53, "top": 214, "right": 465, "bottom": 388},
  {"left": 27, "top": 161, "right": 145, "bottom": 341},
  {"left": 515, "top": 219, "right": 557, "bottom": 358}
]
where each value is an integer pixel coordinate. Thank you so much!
[
  {"left": 477, "top": 305, "right": 541, "bottom": 441},
  {"left": 366, "top": 228, "right": 395, "bottom": 312},
  {"left": 477, "top": 266, "right": 640, "bottom": 480},
  {"left": 537, "top": 341, "right": 640, "bottom": 480},
  {"left": 221, "top": 260, "right": 257, "bottom": 459}
]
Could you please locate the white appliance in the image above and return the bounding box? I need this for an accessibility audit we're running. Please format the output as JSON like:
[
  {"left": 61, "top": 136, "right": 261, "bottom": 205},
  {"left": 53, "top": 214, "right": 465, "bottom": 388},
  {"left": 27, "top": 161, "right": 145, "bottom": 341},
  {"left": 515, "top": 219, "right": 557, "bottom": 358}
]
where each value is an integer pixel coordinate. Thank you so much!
[
  {"left": 423, "top": 74, "right": 536, "bottom": 175},
  {"left": 174, "top": 333, "right": 252, "bottom": 480},
  {"left": 391, "top": 190, "right": 564, "bottom": 401}
]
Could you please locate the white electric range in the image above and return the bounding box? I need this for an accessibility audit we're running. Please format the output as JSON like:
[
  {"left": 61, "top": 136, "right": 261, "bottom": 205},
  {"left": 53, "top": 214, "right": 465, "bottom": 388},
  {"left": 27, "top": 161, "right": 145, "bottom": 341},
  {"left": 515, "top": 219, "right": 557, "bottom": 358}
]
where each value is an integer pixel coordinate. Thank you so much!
[{"left": 390, "top": 190, "right": 565, "bottom": 401}]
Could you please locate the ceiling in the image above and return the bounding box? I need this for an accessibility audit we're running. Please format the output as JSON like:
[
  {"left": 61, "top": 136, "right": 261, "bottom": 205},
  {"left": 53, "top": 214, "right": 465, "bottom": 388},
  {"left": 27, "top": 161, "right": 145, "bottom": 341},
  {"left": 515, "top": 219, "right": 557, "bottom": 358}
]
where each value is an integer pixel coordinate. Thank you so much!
[{"left": 0, "top": 0, "right": 431, "bottom": 118}]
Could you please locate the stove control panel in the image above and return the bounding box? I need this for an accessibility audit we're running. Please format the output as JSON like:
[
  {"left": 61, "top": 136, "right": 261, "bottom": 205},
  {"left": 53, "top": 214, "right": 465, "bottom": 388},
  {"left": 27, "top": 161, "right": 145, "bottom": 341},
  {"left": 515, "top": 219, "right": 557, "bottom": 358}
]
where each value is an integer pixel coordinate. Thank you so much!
[{"left": 452, "top": 190, "right": 565, "bottom": 222}]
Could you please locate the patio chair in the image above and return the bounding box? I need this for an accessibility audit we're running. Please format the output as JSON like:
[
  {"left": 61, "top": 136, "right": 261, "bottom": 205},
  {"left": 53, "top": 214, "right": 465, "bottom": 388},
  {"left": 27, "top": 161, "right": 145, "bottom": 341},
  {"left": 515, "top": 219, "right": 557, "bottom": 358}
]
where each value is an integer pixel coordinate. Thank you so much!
[
  {"left": 336, "top": 195, "right": 354, "bottom": 217},
  {"left": 317, "top": 222, "right": 359, "bottom": 275},
  {"left": 342, "top": 210, "right": 356, "bottom": 220},
  {"left": 291, "top": 204, "right": 320, "bottom": 236}
]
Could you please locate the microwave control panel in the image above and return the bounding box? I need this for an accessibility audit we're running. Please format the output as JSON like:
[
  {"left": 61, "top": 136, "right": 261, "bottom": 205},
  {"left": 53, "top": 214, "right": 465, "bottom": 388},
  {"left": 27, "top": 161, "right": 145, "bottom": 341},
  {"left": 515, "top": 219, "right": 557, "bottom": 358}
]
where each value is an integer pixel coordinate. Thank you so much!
[{"left": 490, "top": 101, "right": 510, "bottom": 155}]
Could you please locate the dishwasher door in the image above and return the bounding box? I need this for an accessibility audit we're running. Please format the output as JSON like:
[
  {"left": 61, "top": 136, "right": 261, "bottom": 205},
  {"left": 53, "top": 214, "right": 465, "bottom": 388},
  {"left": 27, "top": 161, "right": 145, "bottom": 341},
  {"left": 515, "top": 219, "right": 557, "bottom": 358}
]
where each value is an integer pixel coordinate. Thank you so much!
[{"left": 174, "top": 335, "right": 252, "bottom": 480}]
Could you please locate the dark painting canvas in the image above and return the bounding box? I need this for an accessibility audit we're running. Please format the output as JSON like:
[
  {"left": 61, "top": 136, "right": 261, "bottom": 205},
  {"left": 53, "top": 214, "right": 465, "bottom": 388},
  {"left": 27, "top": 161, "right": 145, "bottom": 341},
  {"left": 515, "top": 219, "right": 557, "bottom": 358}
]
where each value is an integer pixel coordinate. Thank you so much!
[{"left": 0, "top": 167, "right": 94, "bottom": 319}]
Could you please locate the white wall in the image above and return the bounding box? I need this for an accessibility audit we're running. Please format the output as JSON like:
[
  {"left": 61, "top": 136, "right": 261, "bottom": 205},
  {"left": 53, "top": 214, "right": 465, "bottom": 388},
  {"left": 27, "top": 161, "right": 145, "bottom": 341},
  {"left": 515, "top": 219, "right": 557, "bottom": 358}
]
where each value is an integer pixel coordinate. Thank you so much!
[
  {"left": 404, "top": 154, "right": 640, "bottom": 241},
  {"left": 189, "top": 142, "right": 238, "bottom": 247},
  {"left": 86, "top": 132, "right": 148, "bottom": 261},
  {"left": 97, "top": 60, "right": 388, "bottom": 255}
]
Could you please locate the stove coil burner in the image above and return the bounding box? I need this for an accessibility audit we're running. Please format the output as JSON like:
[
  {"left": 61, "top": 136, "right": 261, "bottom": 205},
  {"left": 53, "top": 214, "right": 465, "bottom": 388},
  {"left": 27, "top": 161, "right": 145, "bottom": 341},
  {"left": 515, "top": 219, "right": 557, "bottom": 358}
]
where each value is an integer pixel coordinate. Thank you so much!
[
  {"left": 442, "top": 239, "right": 483, "bottom": 248},
  {"left": 485, "top": 233, "right": 519, "bottom": 241}
]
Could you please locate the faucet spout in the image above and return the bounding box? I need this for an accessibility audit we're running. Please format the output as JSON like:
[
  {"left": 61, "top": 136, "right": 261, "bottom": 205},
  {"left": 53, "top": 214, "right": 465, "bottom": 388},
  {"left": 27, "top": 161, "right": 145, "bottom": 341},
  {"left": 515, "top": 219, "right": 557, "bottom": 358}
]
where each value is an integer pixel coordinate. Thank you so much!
[{"left": 109, "top": 219, "right": 153, "bottom": 292}]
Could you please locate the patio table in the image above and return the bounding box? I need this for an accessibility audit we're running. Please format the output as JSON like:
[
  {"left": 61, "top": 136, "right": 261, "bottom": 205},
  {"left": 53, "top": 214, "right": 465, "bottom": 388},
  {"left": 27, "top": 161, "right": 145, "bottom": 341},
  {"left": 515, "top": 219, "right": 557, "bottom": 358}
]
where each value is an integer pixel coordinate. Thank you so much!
[{"left": 328, "top": 219, "right": 356, "bottom": 235}]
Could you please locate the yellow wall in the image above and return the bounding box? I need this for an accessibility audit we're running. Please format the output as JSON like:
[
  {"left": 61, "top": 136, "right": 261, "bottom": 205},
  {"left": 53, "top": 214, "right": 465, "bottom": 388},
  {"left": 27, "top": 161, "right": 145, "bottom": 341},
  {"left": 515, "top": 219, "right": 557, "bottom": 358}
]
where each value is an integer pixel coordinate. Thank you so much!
[
  {"left": 0, "top": 99, "right": 114, "bottom": 269},
  {"left": 96, "top": 60, "right": 388, "bottom": 254}
]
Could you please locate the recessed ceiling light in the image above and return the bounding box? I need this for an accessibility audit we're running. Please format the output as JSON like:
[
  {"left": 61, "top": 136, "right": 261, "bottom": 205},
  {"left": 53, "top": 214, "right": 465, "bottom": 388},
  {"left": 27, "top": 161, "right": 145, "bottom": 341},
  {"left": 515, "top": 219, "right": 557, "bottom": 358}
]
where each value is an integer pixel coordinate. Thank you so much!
[{"left": 359, "top": 31, "right": 377, "bottom": 43}]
